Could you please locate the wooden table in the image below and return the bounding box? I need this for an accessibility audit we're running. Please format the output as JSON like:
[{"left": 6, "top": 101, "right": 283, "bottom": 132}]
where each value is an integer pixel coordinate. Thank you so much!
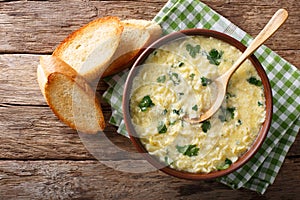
[{"left": 1, "top": 0, "right": 299, "bottom": 199}]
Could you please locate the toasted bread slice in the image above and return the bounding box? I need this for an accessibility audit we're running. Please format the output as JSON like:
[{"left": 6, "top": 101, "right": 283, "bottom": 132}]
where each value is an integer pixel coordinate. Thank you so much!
[
  {"left": 122, "top": 19, "right": 162, "bottom": 43},
  {"left": 53, "top": 16, "right": 123, "bottom": 81},
  {"left": 37, "top": 55, "right": 105, "bottom": 133},
  {"left": 102, "top": 19, "right": 162, "bottom": 77}
]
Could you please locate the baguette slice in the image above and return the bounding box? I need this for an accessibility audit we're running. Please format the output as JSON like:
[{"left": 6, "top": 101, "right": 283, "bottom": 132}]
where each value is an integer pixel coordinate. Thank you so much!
[
  {"left": 37, "top": 55, "right": 105, "bottom": 133},
  {"left": 102, "top": 19, "right": 162, "bottom": 77},
  {"left": 53, "top": 16, "right": 123, "bottom": 81},
  {"left": 122, "top": 19, "right": 162, "bottom": 43}
]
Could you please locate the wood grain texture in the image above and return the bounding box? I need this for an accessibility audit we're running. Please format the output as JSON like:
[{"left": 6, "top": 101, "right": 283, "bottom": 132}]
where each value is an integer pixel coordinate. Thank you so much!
[
  {"left": 0, "top": 51, "right": 299, "bottom": 105},
  {"left": 0, "top": 53, "right": 299, "bottom": 160},
  {"left": 0, "top": 0, "right": 166, "bottom": 54},
  {"left": 0, "top": 0, "right": 299, "bottom": 199},
  {"left": 0, "top": 158, "right": 299, "bottom": 200},
  {"left": 0, "top": 54, "right": 110, "bottom": 105},
  {"left": 0, "top": 103, "right": 299, "bottom": 160},
  {"left": 0, "top": 0, "right": 299, "bottom": 56},
  {"left": 0, "top": 104, "right": 146, "bottom": 160}
]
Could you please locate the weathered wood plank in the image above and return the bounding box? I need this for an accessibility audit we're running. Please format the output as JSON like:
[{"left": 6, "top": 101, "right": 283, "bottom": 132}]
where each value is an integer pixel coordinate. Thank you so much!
[
  {"left": 0, "top": 104, "right": 299, "bottom": 160},
  {"left": 0, "top": 158, "right": 299, "bottom": 199},
  {"left": 0, "top": 51, "right": 298, "bottom": 105},
  {"left": 0, "top": 105, "right": 92, "bottom": 160},
  {"left": 0, "top": 52, "right": 299, "bottom": 160},
  {"left": 0, "top": 104, "right": 147, "bottom": 160},
  {"left": 0, "top": 0, "right": 299, "bottom": 54},
  {"left": 0, "top": 0, "right": 299, "bottom": 198},
  {"left": 276, "top": 50, "right": 300, "bottom": 69},
  {"left": 0, "top": 0, "right": 166, "bottom": 54},
  {"left": 0, "top": 54, "right": 110, "bottom": 105},
  {"left": 0, "top": 54, "right": 43, "bottom": 104},
  {"left": 203, "top": 0, "right": 300, "bottom": 52}
]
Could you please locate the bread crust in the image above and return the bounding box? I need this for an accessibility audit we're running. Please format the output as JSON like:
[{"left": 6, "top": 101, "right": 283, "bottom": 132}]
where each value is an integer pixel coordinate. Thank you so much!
[
  {"left": 102, "top": 22, "right": 148, "bottom": 77},
  {"left": 53, "top": 16, "right": 122, "bottom": 58},
  {"left": 38, "top": 55, "right": 105, "bottom": 133},
  {"left": 102, "top": 20, "right": 162, "bottom": 77},
  {"left": 38, "top": 18, "right": 162, "bottom": 133},
  {"left": 53, "top": 16, "right": 124, "bottom": 81},
  {"left": 102, "top": 50, "right": 140, "bottom": 77}
]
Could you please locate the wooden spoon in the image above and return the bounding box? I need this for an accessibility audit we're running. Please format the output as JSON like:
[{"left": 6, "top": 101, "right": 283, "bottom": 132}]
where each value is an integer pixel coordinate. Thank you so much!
[{"left": 184, "top": 8, "right": 288, "bottom": 124}]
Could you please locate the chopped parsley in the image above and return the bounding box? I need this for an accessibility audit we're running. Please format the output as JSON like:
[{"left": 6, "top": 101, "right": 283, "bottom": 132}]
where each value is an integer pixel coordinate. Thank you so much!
[
  {"left": 217, "top": 158, "right": 232, "bottom": 170},
  {"left": 207, "top": 48, "right": 223, "bottom": 66},
  {"left": 201, "top": 77, "right": 212, "bottom": 86},
  {"left": 237, "top": 119, "right": 242, "bottom": 126},
  {"left": 178, "top": 92, "right": 184, "bottom": 96},
  {"left": 157, "top": 75, "right": 166, "bottom": 83},
  {"left": 227, "top": 107, "right": 236, "bottom": 119},
  {"left": 138, "top": 95, "right": 155, "bottom": 112},
  {"left": 180, "top": 119, "right": 185, "bottom": 127},
  {"left": 153, "top": 51, "right": 157, "bottom": 55},
  {"left": 178, "top": 62, "right": 184, "bottom": 67},
  {"left": 192, "top": 105, "right": 198, "bottom": 111},
  {"left": 186, "top": 44, "right": 201, "bottom": 58},
  {"left": 218, "top": 107, "right": 236, "bottom": 122},
  {"left": 169, "top": 72, "right": 180, "bottom": 85},
  {"left": 176, "top": 144, "right": 199, "bottom": 157},
  {"left": 258, "top": 101, "right": 263, "bottom": 106},
  {"left": 189, "top": 73, "right": 195, "bottom": 80},
  {"left": 171, "top": 61, "right": 185, "bottom": 68},
  {"left": 172, "top": 109, "right": 181, "bottom": 115},
  {"left": 157, "top": 121, "right": 167, "bottom": 134},
  {"left": 226, "top": 92, "right": 236, "bottom": 99},
  {"left": 162, "top": 109, "right": 168, "bottom": 115},
  {"left": 169, "top": 120, "right": 176, "bottom": 125},
  {"left": 247, "top": 76, "right": 262, "bottom": 86},
  {"left": 201, "top": 120, "right": 211, "bottom": 133},
  {"left": 164, "top": 156, "right": 173, "bottom": 166}
]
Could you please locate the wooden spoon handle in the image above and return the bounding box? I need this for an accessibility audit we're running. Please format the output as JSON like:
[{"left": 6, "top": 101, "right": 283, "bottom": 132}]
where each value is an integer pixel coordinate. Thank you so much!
[
  {"left": 185, "top": 9, "right": 288, "bottom": 124},
  {"left": 224, "top": 9, "right": 288, "bottom": 79}
]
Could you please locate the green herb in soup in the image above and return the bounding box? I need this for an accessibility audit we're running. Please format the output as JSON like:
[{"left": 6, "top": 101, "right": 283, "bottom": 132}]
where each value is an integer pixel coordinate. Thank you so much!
[
  {"left": 219, "top": 107, "right": 236, "bottom": 122},
  {"left": 186, "top": 44, "right": 201, "bottom": 58},
  {"left": 226, "top": 92, "right": 236, "bottom": 99},
  {"left": 192, "top": 104, "right": 198, "bottom": 111},
  {"left": 157, "top": 121, "right": 167, "bottom": 134},
  {"left": 176, "top": 144, "right": 200, "bottom": 157},
  {"left": 201, "top": 121, "right": 211, "bottom": 133},
  {"left": 172, "top": 109, "right": 181, "bottom": 115},
  {"left": 138, "top": 95, "right": 155, "bottom": 112},
  {"left": 169, "top": 120, "right": 177, "bottom": 125},
  {"left": 162, "top": 109, "right": 168, "bottom": 115},
  {"left": 169, "top": 72, "right": 180, "bottom": 85},
  {"left": 247, "top": 76, "right": 262, "bottom": 86},
  {"left": 164, "top": 156, "right": 174, "bottom": 166},
  {"left": 237, "top": 119, "right": 243, "bottom": 126},
  {"left": 201, "top": 77, "right": 212, "bottom": 86},
  {"left": 189, "top": 73, "right": 195, "bottom": 80},
  {"left": 217, "top": 158, "right": 232, "bottom": 170},
  {"left": 207, "top": 48, "right": 223, "bottom": 65},
  {"left": 130, "top": 36, "right": 266, "bottom": 173},
  {"left": 157, "top": 75, "right": 166, "bottom": 83},
  {"left": 178, "top": 62, "right": 184, "bottom": 67}
]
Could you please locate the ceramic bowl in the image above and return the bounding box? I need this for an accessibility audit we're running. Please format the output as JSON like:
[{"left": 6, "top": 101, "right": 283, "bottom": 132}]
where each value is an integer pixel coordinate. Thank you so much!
[{"left": 122, "top": 29, "right": 272, "bottom": 180}]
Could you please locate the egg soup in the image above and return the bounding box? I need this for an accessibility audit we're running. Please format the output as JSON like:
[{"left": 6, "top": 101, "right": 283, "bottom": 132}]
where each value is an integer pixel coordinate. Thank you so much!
[{"left": 129, "top": 36, "right": 266, "bottom": 173}]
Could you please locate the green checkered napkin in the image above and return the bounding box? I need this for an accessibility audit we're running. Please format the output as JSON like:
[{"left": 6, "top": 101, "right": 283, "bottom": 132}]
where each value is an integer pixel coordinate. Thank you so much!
[{"left": 103, "top": 0, "right": 300, "bottom": 194}]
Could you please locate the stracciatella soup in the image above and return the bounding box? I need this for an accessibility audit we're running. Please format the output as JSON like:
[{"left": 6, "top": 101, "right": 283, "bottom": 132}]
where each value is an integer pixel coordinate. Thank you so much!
[{"left": 130, "top": 36, "right": 266, "bottom": 173}]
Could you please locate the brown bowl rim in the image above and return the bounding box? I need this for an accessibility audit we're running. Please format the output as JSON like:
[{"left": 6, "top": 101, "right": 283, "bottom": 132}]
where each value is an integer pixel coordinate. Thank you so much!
[{"left": 122, "top": 29, "right": 273, "bottom": 180}]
